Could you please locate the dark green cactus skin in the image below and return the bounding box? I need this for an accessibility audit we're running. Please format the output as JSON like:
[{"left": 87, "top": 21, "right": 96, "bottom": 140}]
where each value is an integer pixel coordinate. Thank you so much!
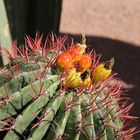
[
  {"left": 0, "top": 0, "right": 12, "bottom": 65},
  {"left": 0, "top": 35, "right": 136, "bottom": 140}
]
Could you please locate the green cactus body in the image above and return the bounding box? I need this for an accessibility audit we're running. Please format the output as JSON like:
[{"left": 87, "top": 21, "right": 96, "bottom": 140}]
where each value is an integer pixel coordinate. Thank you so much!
[{"left": 0, "top": 34, "right": 137, "bottom": 140}]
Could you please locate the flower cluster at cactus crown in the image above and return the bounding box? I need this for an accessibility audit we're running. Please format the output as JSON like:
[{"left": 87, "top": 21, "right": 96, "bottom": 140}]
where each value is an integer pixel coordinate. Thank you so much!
[
  {"left": 56, "top": 36, "right": 114, "bottom": 88},
  {"left": 0, "top": 33, "right": 138, "bottom": 139}
]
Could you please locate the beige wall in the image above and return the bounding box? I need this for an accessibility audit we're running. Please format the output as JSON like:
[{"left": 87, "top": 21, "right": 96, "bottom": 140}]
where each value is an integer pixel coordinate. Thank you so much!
[{"left": 60, "top": 0, "right": 140, "bottom": 45}]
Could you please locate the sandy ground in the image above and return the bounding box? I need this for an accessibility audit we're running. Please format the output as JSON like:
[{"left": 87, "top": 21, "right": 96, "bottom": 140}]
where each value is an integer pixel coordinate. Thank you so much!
[{"left": 60, "top": 0, "right": 140, "bottom": 139}]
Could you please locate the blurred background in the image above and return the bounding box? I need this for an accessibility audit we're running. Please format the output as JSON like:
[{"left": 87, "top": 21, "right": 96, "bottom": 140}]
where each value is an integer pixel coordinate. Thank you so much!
[{"left": 0, "top": 0, "right": 140, "bottom": 139}]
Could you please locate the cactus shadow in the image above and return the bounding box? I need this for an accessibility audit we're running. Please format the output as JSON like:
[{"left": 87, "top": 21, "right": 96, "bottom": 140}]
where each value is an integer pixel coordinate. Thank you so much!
[{"left": 60, "top": 33, "right": 140, "bottom": 139}]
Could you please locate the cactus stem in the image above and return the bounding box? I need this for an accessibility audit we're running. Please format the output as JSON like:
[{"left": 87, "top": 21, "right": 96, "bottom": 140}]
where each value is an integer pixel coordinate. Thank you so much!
[
  {"left": 30, "top": 81, "right": 53, "bottom": 100},
  {"left": 31, "top": 111, "right": 50, "bottom": 130},
  {"left": 3, "top": 85, "right": 10, "bottom": 99},
  {"left": 8, "top": 63, "right": 14, "bottom": 77},
  {"left": 64, "top": 97, "right": 75, "bottom": 112},
  {"left": 0, "top": 117, "right": 15, "bottom": 131},
  {"left": 0, "top": 34, "right": 138, "bottom": 139},
  {"left": 0, "top": 120, "right": 9, "bottom": 126}
]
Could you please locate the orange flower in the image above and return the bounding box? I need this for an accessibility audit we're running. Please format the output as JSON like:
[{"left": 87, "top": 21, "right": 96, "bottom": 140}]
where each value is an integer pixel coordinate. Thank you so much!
[
  {"left": 56, "top": 45, "right": 85, "bottom": 70},
  {"left": 56, "top": 43, "right": 88, "bottom": 72},
  {"left": 56, "top": 52, "right": 73, "bottom": 69},
  {"left": 67, "top": 46, "right": 82, "bottom": 63},
  {"left": 78, "top": 54, "right": 92, "bottom": 72}
]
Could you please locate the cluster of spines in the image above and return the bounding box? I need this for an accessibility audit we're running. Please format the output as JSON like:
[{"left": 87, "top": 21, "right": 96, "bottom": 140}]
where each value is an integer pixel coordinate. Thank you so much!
[{"left": 0, "top": 33, "right": 138, "bottom": 140}]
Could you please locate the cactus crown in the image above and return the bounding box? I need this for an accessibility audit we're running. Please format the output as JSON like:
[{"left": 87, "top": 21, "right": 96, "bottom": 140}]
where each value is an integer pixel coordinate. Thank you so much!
[{"left": 0, "top": 33, "right": 138, "bottom": 140}]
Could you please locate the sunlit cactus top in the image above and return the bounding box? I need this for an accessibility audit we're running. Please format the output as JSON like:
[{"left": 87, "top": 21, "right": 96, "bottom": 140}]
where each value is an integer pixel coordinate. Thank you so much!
[{"left": 0, "top": 33, "right": 138, "bottom": 140}]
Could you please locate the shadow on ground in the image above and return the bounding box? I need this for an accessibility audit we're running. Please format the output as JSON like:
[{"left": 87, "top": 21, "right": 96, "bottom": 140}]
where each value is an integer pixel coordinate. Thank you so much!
[{"left": 61, "top": 33, "right": 140, "bottom": 139}]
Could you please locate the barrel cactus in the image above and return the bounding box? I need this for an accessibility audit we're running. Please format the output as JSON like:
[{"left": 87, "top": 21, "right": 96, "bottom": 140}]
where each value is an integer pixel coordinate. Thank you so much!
[{"left": 0, "top": 34, "right": 137, "bottom": 140}]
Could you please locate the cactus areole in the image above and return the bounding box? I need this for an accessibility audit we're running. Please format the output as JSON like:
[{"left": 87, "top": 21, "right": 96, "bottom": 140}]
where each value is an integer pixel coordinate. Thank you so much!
[{"left": 0, "top": 34, "right": 138, "bottom": 140}]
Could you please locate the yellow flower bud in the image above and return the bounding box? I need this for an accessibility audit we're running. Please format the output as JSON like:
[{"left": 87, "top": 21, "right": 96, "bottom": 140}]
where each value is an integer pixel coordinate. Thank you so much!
[
  {"left": 92, "top": 58, "right": 114, "bottom": 83},
  {"left": 75, "top": 43, "right": 87, "bottom": 54},
  {"left": 63, "top": 68, "right": 82, "bottom": 88},
  {"left": 75, "top": 34, "right": 87, "bottom": 54}
]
